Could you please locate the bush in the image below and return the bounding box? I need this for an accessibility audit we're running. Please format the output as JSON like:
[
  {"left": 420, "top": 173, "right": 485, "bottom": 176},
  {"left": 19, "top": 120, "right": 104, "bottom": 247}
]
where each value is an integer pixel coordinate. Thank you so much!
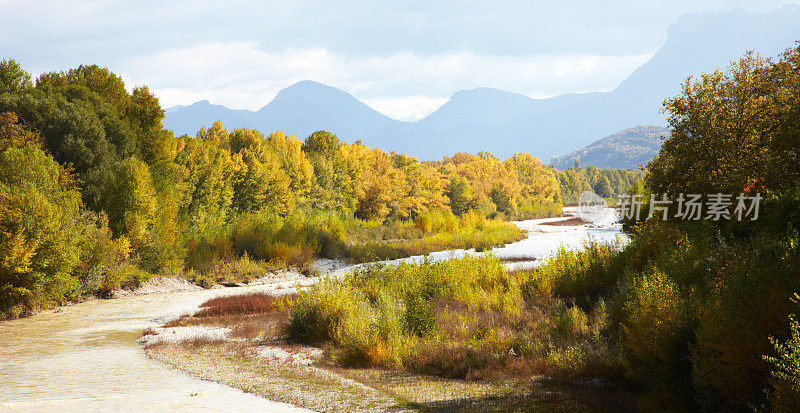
[
  {"left": 231, "top": 210, "right": 346, "bottom": 269},
  {"left": 287, "top": 281, "right": 354, "bottom": 344},
  {"left": 618, "top": 267, "right": 693, "bottom": 394},
  {"left": 691, "top": 235, "right": 800, "bottom": 409},
  {"left": 764, "top": 314, "right": 800, "bottom": 411},
  {"left": 523, "top": 239, "right": 621, "bottom": 303}
]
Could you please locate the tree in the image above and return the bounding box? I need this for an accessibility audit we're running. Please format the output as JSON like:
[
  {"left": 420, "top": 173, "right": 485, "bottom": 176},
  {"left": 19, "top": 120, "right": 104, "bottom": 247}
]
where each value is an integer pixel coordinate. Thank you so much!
[
  {"left": 648, "top": 52, "right": 774, "bottom": 196},
  {"left": 394, "top": 159, "right": 448, "bottom": 219},
  {"left": 341, "top": 143, "right": 405, "bottom": 220},
  {"left": 302, "top": 131, "right": 356, "bottom": 212},
  {"left": 178, "top": 122, "right": 237, "bottom": 236},
  {"left": 98, "top": 157, "right": 158, "bottom": 251},
  {"left": 37, "top": 65, "right": 130, "bottom": 116},
  {"left": 445, "top": 176, "right": 475, "bottom": 216},
  {"left": 490, "top": 184, "right": 513, "bottom": 214},
  {"left": 267, "top": 131, "right": 314, "bottom": 205},
  {"left": 593, "top": 176, "right": 613, "bottom": 198},
  {"left": 232, "top": 147, "right": 293, "bottom": 215},
  {"left": 302, "top": 130, "right": 341, "bottom": 158},
  {"left": 0, "top": 59, "right": 32, "bottom": 94},
  {"left": 0, "top": 118, "right": 83, "bottom": 317},
  {"left": 0, "top": 112, "right": 40, "bottom": 150},
  {"left": 506, "top": 152, "right": 560, "bottom": 204}
]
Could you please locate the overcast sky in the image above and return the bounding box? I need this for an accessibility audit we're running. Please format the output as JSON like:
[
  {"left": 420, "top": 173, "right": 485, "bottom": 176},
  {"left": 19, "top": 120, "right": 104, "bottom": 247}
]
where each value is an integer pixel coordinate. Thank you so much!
[{"left": 2, "top": 1, "right": 797, "bottom": 120}]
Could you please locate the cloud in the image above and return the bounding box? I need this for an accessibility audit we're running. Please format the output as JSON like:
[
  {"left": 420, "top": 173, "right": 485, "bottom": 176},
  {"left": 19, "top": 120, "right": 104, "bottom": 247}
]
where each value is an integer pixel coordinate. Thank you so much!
[
  {"left": 121, "top": 41, "right": 652, "bottom": 119},
  {"left": 362, "top": 97, "right": 450, "bottom": 122},
  {"left": 5, "top": 1, "right": 797, "bottom": 120}
]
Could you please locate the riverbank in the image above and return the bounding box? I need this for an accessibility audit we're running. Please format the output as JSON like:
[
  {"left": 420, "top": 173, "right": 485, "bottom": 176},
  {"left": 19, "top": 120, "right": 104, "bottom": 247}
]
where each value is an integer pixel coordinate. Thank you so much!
[
  {"left": 145, "top": 341, "right": 638, "bottom": 412},
  {"left": 0, "top": 210, "right": 618, "bottom": 411},
  {"left": 1, "top": 214, "right": 525, "bottom": 321},
  {"left": 137, "top": 213, "right": 630, "bottom": 412}
]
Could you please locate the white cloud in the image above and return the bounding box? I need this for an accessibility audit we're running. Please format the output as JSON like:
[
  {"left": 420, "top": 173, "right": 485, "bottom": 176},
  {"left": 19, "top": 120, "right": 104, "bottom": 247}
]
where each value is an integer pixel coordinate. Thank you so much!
[
  {"left": 362, "top": 97, "right": 450, "bottom": 121},
  {"left": 121, "top": 41, "right": 653, "bottom": 119}
]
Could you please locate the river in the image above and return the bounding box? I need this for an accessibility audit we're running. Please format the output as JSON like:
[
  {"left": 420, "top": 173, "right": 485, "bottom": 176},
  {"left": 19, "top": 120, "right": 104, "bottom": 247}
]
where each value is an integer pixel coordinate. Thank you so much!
[{"left": 0, "top": 210, "right": 623, "bottom": 412}]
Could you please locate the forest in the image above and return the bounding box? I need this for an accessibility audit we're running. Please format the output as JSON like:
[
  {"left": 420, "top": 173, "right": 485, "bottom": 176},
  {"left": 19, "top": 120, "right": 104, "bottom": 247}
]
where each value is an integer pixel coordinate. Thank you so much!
[{"left": 0, "top": 59, "right": 639, "bottom": 319}]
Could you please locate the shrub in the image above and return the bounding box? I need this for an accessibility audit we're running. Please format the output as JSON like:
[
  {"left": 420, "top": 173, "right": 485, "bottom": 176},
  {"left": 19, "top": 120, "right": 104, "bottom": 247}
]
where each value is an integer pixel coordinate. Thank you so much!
[
  {"left": 618, "top": 267, "right": 693, "bottom": 394},
  {"left": 524, "top": 239, "right": 621, "bottom": 303},
  {"left": 764, "top": 314, "right": 800, "bottom": 411},
  {"left": 403, "top": 295, "right": 436, "bottom": 337},
  {"left": 287, "top": 281, "right": 355, "bottom": 344},
  {"left": 96, "top": 263, "right": 151, "bottom": 297},
  {"left": 230, "top": 210, "right": 346, "bottom": 269},
  {"left": 691, "top": 235, "right": 800, "bottom": 409}
]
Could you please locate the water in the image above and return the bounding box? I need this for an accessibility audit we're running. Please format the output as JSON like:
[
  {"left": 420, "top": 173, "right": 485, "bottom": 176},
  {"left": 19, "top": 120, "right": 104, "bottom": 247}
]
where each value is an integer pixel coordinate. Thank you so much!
[
  {"left": 331, "top": 207, "right": 625, "bottom": 272},
  {"left": 0, "top": 210, "right": 622, "bottom": 412},
  {"left": 0, "top": 289, "right": 312, "bottom": 412}
]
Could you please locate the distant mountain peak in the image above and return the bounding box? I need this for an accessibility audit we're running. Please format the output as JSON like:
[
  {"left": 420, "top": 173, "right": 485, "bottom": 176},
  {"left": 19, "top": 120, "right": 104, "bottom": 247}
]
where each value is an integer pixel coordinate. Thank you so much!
[
  {"left": 551, "top": 125, "right": 670, "bottom": 169},
  {"left": 273, "top": 80, "right": 349, "bottom": 100}
]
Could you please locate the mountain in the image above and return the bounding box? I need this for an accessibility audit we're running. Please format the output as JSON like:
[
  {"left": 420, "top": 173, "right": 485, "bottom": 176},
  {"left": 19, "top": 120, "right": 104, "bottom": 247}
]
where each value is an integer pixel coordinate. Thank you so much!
[
  {"left": 551, "top": 125, "right": 669, "bottom": 170},
  {"left": 164, "top": 100, "right": 253, "bottom": 134},
  {"left": 164, "top": 5, "right": 800, "bottom": 160},
  {"left": 165, "top": 81, "right": 404, "bottom": 142},
  {"left": 250, "top": 81, "right": 403, "bottom": 142}
]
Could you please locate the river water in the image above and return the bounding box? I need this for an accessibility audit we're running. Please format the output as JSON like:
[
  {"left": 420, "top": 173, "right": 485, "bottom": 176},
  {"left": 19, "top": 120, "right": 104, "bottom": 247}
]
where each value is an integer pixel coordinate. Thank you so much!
[{"left": 0, "top": 210, "right": 623, "bottom": 412}]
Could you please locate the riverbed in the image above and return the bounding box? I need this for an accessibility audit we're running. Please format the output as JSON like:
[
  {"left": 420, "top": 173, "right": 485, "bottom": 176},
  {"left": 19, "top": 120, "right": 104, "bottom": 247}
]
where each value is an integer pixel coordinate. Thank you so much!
[{"left": 0, "top": 210, "right": 623, "bottom": 412}]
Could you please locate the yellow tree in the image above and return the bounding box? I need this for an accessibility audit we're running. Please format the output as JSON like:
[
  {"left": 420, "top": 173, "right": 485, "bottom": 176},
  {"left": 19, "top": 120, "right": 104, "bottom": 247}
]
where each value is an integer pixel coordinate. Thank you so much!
[
  {"left": 266, "top": 131, "right": 314, "bottom": 206},
  {"left": 177, "top": 122, "right": 238, "bottom": 236},
  {"left": 340, "top": 142, "right": 405, "bottom": 220}
]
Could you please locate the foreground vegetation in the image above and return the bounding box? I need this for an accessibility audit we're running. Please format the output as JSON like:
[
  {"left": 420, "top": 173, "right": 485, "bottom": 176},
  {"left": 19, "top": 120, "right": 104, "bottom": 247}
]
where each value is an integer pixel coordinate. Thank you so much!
[{"left": 145, "top": 260, "right": 648, "bottom": 412}]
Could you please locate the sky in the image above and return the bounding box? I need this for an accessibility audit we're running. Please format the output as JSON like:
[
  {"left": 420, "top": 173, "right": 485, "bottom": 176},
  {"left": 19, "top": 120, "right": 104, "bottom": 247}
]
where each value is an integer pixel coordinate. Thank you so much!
[{"left": 2, "top": 1, "right": 798, "bottom": 120}]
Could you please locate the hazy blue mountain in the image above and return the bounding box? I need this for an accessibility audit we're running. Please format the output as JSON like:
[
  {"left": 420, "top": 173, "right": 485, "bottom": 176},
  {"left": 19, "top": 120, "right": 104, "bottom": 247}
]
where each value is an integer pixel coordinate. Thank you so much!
[
  {"left": 164, "top": 100, "right": 253, "bottom": 136},
  {"left": 164, "top": 6, "right": 800, "bottom": 160},
  {"left": 165, "top": 81, "right": 404, "bottom": 145},
  {"left": 250, "top": 81, "right": 404, "bottom": 142},
  {"left": 551, "top": 125, "right": 669, "bottom": 170}
]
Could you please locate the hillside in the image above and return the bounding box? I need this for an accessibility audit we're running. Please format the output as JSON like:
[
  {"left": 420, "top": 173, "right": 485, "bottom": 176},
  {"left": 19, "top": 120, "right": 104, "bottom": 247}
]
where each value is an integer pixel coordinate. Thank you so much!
[{"left": 551, "top": 125, "right": 669, "bottom": 169}]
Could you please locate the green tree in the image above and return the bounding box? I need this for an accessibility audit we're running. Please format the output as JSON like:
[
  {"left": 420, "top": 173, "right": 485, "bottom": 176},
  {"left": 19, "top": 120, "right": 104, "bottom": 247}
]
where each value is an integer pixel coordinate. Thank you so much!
[
  {"left": 648, "top": 52, "right": 774, "bottom": 196},
  {"left": 446, "top": 176, "right": 475, "bottom": 216},
  {"left": 593, "top": 176, "right": 613, "bottom": 198},
  {"left": 98, "top": 157, "right": 158, "bottom": 252},
  {"left": 233, "top": 147, "right": 293, "bottom": 215},
  {"left": 0, "top": 119, "right": 84, "bottom": 317},
  {"left": 490, "top": 184, "right": 513, "bottom": 214},
  {"left": 302, "top": 131, "right": 356, "bottom": 212},
  {"left": 0, "top": 59, "right": 32, "bottom": 94},
  {"left": 178, "top": 122, "right": 237, "bottom": 236}
]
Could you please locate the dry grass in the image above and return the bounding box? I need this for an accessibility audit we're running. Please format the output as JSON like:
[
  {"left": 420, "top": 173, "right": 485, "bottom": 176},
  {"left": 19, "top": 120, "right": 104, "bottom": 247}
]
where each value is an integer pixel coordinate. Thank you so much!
[
  {"left": 179, "top": 336, "right": 229, "bottom": 348},
  {"left": 195, "top": 292, "right": 292, "bottom": 317},
  {"left": 161, "top": 292, "right": 296, "bottom": 341},
  {"left": 141, "top": 327, "right": 158, "bottom": 336},
  {"left": 499, "top": 255, "right": 538, "bottom": 262},
  {"left": 540, "top": 216, "right": 589, "bottom": 226}
]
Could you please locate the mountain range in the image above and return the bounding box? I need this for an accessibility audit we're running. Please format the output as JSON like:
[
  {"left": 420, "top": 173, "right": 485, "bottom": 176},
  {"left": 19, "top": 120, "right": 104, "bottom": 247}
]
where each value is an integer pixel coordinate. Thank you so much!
[
  {"left": 164, "top": 5, "right": 800, "bottom": 163},
  {"left": 551, "top": 125, "right": 669, "bottom": 170}
]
